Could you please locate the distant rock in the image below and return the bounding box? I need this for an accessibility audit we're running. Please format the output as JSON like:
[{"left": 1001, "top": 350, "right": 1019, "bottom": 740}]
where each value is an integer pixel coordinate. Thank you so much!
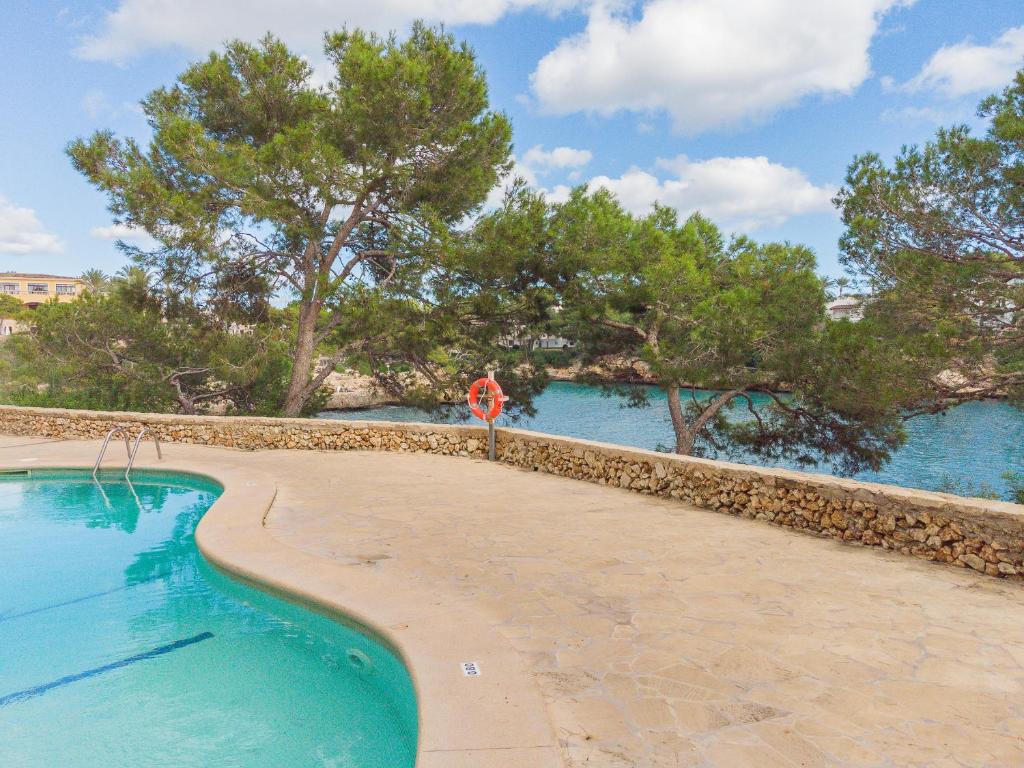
[
  {"left": 546, "top": 355, "right": 655, "bottom": 384},
  {"left": 322, "top": 369, "right": 400, "bottom": 410}
]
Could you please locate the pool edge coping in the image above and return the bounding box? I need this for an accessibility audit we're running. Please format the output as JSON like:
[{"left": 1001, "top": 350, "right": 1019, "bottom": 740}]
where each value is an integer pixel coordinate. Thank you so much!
[{"left": 0, "top": 446, "right": 563, "bottom": 768}]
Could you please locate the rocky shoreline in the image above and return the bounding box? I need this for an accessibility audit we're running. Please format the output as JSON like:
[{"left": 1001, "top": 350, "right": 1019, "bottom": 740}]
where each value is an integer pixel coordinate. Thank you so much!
[
  {"left": 545, "top": 356, "right": 658, "bottom": 385},
  {"left": 322, "top": 369, "right": 403, "bottom": 410},
  {"left": 321, "top": 356, "right": 995, "bottom": 411},
  {"left": 320, "top": 364, "right": 766, "bottom": 411},
  {"left": 321, "top": 356, "right": 663, "bottom": 411}
]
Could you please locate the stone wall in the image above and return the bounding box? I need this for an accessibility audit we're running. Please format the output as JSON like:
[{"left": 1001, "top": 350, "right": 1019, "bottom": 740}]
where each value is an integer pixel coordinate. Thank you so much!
[
  {"left": 0, "top": 405, "right": 490, "bottom": 455},
  {"left": 3, "top": 404, "right": 1023, "bottom": 580}
]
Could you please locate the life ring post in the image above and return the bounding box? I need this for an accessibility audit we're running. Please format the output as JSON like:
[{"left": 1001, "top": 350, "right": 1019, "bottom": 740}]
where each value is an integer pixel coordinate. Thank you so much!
[
  {"left": 486, "top": 371, "right": 496, "bottom": 462},
  {"left": 487, "top": 414, "right": 496, "bottom": 461},
  {"left": 467, "top": 370, "right": 508, "bottom": 461}
]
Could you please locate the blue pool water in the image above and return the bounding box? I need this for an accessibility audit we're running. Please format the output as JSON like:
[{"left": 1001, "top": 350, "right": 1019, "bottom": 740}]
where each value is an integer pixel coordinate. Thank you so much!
[
  {"left": 0, "top": 469, "right": 417, "bottom": 767},
  {"left": 324, "top": 381, "right": 1024, "bottom": 500}
]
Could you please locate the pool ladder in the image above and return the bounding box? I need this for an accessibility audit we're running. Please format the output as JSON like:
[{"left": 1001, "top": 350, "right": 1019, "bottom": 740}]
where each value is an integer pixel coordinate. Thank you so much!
[{"left": 92, "top": 426, "right": 163, "bottom": 480}]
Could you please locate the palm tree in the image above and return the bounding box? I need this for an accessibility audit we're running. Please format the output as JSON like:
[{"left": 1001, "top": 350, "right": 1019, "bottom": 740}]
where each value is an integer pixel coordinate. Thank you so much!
[
  {"left": 113, "top": 265, "right": 155, "bottom": 294},
  {"left": 826, "top": 276, "right": 852, "bottom": 299},
  {"left": 115, "top": 265, "right": 150, "bottom": 284},
  {"left": 80, "top": 268, "right": 109, "bottom": 295}
]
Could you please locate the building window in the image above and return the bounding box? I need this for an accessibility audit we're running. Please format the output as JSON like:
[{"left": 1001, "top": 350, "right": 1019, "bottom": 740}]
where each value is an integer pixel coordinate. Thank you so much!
[
  {"left": 0, "top": 283, "right": 18, "bottom": 295},
  {"left": 27, "top": 283, "right": 49, "bottom": 295},
  {"left": 55, "top": 284, "right": 76, "bottom": 296}
]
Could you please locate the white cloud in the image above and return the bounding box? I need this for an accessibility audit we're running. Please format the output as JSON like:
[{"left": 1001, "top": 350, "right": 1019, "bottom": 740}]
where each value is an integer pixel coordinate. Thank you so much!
[
  {"left": 903, "top": 26, "right": 1024, "bottom": 97},
  {"left": 488, "top": 150, "right": 834, "bottom": 232},
  {"left": 486, "top": 156, "right": 573, "bottom": 209},
  {"left": 879, "top": 105, "right": 963, "bottom": 127},
  {"left": 77, "top": 0, "right": 580, "bottom": 62},
  {"left": 521, "top": 145, "right": 593, "bottom": 171},
  {"left": 89, "top": 223, "right": 153, "bottom": 242},
  {"left": 485, "top": 144, "right": 591, "bottom": 207},
  {"left": 80, "top": 89, "right": 146, "bottom": 121},
  {"left": 587, "top": 155, "right": 837, "bottom": 232},
  {"left": 81, "top": 88, "right": 110, "bottom": 119},
  {"left": 0, "top": 196, "right": 64, "bottom": 254},
  {"left": 531, "top": 0, "right": 908, "bottom": 133}
]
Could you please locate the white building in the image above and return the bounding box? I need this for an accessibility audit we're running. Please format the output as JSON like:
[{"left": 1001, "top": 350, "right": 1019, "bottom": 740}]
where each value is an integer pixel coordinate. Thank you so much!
[
  {"left": 0, "top": 317, "right": 21, "bottom": 338},
  {"left": 826, "top": 297, "right": 864, "bottom": 322},
  {"left": 533, "top": 334, "right": 576, "bottom": 350},
  {"left": 498, "top": 332, "right": 576, "bottom": 351}
]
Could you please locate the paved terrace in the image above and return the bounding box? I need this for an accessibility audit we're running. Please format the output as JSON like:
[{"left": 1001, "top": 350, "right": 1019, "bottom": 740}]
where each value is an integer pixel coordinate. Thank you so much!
[{"left": 4, "top": 435, "right": 1024, "bottom": 767}]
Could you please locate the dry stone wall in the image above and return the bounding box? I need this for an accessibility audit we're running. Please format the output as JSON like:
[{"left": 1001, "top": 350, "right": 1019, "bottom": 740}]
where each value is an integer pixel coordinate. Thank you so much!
[
  {"left": 0, "top": 406, "right": 489, "bottom": 455},
  {"left": 3, "top": 405, "right": 1023, "bottom": 580}
]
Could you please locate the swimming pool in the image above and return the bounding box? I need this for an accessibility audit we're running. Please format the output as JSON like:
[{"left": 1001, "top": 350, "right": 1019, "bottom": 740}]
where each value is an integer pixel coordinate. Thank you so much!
[{"left": 0, "top": 469, "right": 417, "bottom": 767}]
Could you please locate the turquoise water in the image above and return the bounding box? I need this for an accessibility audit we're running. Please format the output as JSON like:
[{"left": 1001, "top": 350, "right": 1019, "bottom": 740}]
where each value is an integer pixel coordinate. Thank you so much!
[
  {"left": 0, "top": 469, "right": 417, "bottom": 768},
  {"left": 324, "top": 381, "right": 1024, "bottom": 500}
]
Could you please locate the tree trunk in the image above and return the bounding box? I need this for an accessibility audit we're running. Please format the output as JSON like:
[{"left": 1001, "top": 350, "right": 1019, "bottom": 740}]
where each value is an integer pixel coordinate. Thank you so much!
[
  {"left": 666, "top": 385, "right": 693, "bottom": 454},
  {"left": 167, "top": 373, "right": 197, "bottom": 415},
  {"left": 521, "top": 336, "right": 533, "bottom": 365},
  {"left": 665, "top": 385, "right": 744, "bottom": 456},
  {"left": 282, "top": 301, "right": 319, "bottom": 417}
]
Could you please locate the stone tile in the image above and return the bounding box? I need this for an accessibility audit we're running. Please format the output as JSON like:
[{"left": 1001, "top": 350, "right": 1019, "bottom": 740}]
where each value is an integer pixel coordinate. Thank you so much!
[
  {"left": 700, "top": 733, "right": 796, "bottom": 768},
  {"left": 548, "top": 697, "right": 633, "bottom": 743},
  {"left": 619, "top": 697, "right": 676, "bottom": 731},
  {"left": 751, "top": 720, "right": 830, "bottom": 767},
  {"left": 668, "top": 700, "right": 730, "bottom": 733}
]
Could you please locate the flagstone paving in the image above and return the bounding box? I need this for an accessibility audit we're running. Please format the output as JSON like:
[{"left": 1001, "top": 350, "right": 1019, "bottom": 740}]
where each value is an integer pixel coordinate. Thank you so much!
[
  {"left": 262, "top": 450, "right": 1024, "bottom": 768},
  {"left": 5, "top": 436, "right": 1023, "bottom": 767}
]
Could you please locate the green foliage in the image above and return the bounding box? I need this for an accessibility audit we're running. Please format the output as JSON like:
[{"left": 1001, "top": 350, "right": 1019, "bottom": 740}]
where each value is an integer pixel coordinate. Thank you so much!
[
  {"left": 316, "top": 184, "right": 555, "bottom": 418},
  {"left": 0, "top": 293, "right": 24, "bottom": 318},
  {"left": 835, "top": 70, "right": 1024, "bottom": 406},
  {"left": 722, "top": 319, "right": 919, "bottom": 473},
  {"left": 0, "top": 278, "right": 294, "bottom": 415},
  {"left": 542, "top": 188, "right": 915, "bottom": 472},
  {"left": 530, "top": 348, "right": 576, "bottom": 369},
  {"left": 68, "top": 23, "right": 514, "bottom": 416}
]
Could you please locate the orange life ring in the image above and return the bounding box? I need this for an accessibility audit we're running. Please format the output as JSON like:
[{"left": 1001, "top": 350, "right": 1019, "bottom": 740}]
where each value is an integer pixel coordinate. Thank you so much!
[{"left": 467, "top": 377, "right": 505, "bottom": 421}]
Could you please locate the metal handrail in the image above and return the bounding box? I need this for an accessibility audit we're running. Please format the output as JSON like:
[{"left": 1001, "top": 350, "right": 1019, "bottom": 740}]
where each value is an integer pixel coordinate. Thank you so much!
[
  {"left": 125, "top": 428, "right": 162, "bottom": 479},
  {"left": 92, "top": 427, "right": 132, "bottom": 479}
]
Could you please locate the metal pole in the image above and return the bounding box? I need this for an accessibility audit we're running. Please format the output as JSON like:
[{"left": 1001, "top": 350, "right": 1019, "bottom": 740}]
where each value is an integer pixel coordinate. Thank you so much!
[{"left": 486, "top": 369, "right": 496, "bottom": 461}]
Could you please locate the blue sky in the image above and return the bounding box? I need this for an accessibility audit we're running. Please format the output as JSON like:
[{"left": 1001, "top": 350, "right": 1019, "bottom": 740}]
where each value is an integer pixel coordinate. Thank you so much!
[{"left": 1, "top": 0, "right": 1022, "bottom": 279}]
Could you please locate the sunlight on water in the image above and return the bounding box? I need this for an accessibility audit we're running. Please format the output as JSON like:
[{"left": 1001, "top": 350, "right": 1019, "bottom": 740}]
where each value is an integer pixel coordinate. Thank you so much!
[{"left": 0, "top": 470, "right": 416, "bottom": 768}]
